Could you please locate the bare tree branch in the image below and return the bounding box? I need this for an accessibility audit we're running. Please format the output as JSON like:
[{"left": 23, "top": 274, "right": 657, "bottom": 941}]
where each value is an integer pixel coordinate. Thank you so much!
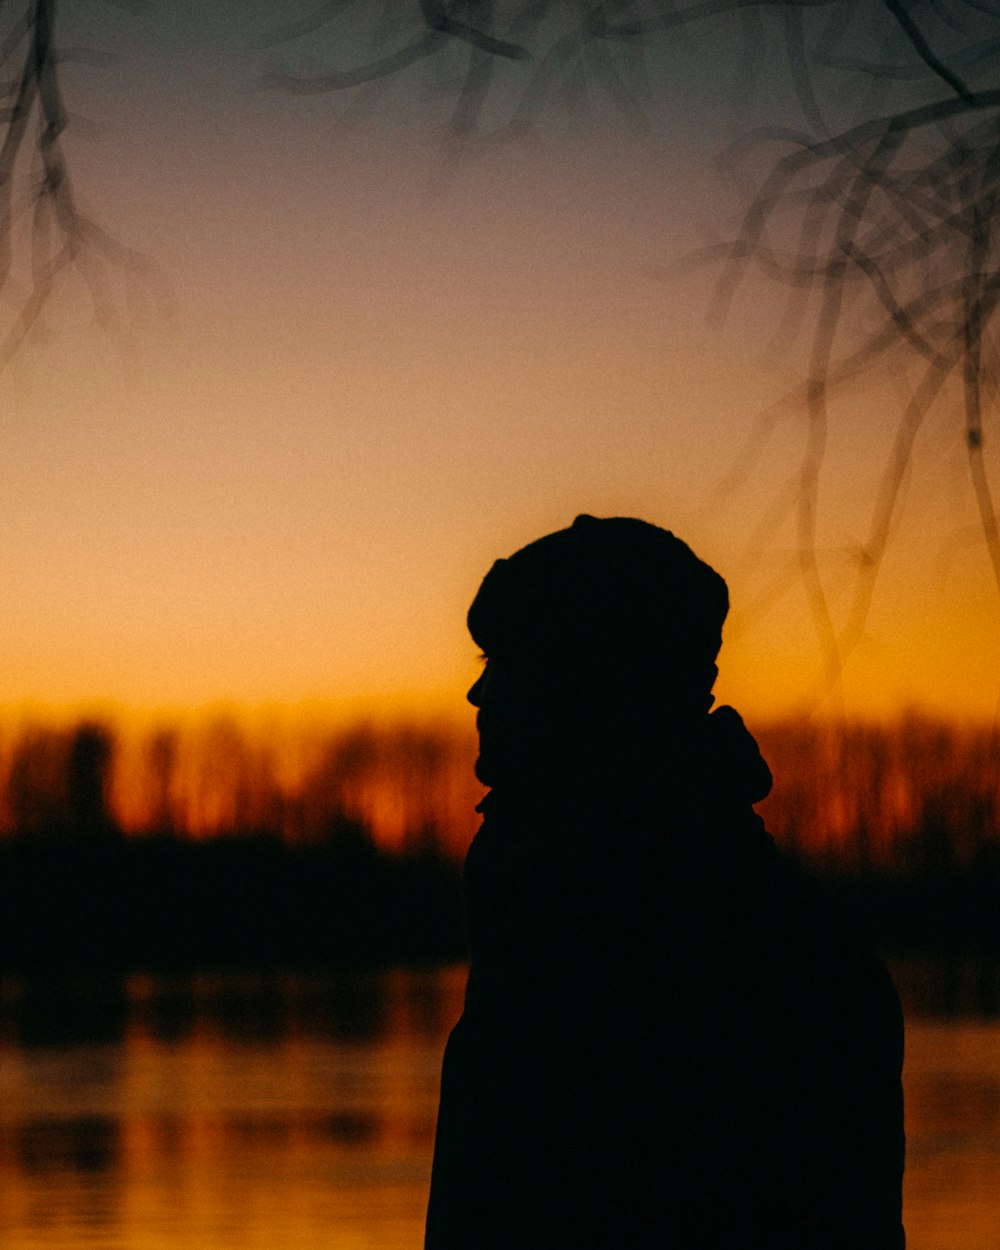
[
  {"left": 256, "top": 0, "right": 1000, "bottom": 706},
  {"left": 0, "top": 0, "right": 167, "bottom": 372},
  {"left": 879, "top": 0, "right": 976, "bottom": 103}
]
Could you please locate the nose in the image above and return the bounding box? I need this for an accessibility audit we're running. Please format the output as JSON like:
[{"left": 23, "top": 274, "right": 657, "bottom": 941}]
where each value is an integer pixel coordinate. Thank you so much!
[{"left": 467, "top": 666, "right": 487, "bottom": 707}]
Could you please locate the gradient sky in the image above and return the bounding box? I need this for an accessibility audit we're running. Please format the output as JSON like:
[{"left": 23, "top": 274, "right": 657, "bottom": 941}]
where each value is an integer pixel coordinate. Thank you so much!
[{"left": 0, "top": 1, "right": 996, "bottom": 726}]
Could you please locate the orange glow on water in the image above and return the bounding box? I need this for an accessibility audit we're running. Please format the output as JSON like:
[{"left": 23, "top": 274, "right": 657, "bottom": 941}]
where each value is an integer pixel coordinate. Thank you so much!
[{"left": 0, "top": 968, "right": 997, "bottom": 1250}]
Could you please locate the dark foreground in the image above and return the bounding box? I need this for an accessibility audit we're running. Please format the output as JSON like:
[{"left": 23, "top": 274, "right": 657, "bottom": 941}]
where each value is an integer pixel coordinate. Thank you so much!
[
  {"left": 0, "top": 963, "right": 998, "bottom": 1250},
  {"left": 0, "top": 836, "right": 998, "bottom": 971},
  {"left": 0, "top": 838, "right": 465, "bottom": 971}
]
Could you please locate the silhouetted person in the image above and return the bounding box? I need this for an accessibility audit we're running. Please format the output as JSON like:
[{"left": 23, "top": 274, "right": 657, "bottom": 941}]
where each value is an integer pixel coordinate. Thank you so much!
[{"left": 425, "top": 516, "right": 905, "bottom": 1250}]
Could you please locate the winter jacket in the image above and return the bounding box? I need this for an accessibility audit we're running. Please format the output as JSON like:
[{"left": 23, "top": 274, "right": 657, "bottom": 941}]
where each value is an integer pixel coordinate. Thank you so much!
[{"left": 425, "top": 708, "right": 905, "bottom": 1250}]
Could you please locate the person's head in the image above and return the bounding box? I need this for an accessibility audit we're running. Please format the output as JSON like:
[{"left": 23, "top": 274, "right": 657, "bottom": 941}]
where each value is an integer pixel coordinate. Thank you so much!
[{"left": 467, "top": 515, "right": 728, "bottom": 789}]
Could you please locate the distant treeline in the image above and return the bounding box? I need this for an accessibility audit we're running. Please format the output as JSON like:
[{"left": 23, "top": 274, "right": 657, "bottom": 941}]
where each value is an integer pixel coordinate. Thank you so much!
[
  {"left": 0, "top": 716, "right": 483, "bottom": 856},
  {"left": 0, "top": 713, "right": 996, "bottom": 873},
  {"left": 0, "top": 713, "right": 997, "bottom": 967},
  {"left": 756, "top": 718, "right": 1000, "bottom": 875}
]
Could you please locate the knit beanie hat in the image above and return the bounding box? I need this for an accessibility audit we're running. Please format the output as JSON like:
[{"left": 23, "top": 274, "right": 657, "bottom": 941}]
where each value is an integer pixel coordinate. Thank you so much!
[{"left": 468, "top": 515, "right": 728, "bottom": 691}]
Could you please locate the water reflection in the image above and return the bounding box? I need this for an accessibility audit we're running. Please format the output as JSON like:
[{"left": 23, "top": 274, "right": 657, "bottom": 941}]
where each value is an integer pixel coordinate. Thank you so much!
[
  {"left": 9, "top": 976, "right": 128, "bottom": 1048},
  {"left": 0, "top": 968, "right": 465, "bottom": 1250},
  {"left": 18, "top": 1116, "right": 120, "bottom": 1174},
  {"left": 0, "top": 962, "right": 998, "bottom": 1249},
  {"left": 887, "top": 953, "right": 1000, "bottom": 1019}
]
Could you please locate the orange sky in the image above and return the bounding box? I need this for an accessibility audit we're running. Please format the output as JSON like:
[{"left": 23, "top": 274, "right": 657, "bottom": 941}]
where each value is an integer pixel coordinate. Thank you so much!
[{"left": 0, "top": 1, "right": 997, "bottom": 729}]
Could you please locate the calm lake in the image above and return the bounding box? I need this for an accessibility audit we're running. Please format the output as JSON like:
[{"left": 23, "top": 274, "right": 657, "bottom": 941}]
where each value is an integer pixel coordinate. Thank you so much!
[{"left": 0, "top": 959, "right": 997, "bottom": 1249}]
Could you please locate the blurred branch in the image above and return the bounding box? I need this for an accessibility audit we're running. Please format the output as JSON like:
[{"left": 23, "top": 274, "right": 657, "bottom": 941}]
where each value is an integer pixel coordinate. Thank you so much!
[
  {"left": 257, "top": 1, "right": 656, "bottom": 141},
  {"left": 258, "top": 1, "right": 1000, "bottom": 704},
  {"left": 878, "top": 0, "right": 975, "bottom": 103},
  {"left": 0, "top": 0, "right": 167, "bottom": 371}
]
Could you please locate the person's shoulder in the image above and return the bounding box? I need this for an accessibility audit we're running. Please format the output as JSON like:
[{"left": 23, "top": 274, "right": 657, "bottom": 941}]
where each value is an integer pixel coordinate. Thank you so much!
[{"left": 754, "top": 843, "right": 903, "bottom": 1030}]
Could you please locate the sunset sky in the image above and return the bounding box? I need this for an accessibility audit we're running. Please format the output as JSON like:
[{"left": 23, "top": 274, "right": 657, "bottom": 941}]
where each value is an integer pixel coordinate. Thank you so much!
[{"left": 1, "top": 0, "right": 997, "bottom": 729}]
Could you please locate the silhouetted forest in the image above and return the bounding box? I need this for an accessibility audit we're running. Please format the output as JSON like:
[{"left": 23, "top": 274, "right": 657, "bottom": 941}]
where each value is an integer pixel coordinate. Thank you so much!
[
  {"left": 0, "top": 719, "right": 482, "bottom": 854},
  {"left": 0, "top": 713, "right": 997, "bottom": 968}
]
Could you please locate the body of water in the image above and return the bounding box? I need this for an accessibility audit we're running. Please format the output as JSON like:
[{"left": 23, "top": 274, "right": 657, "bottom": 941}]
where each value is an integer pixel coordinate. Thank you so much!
[{"left": 0, "top": 960, "right": 997, "bottom": 1249}]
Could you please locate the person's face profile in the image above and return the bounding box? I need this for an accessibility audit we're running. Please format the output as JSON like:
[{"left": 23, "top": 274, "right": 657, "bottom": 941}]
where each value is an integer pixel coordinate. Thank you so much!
[
  {"left": 466, "top": 660, "right": 488, "bottom": 709},
  {"left": 467, "top": 655, "right": 555, "bottom": 787}
]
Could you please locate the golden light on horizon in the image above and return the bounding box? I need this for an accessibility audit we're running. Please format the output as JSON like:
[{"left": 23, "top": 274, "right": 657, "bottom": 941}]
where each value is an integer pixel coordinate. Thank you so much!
[{"left": 0, "top": 3, "right": 994, "bottom": 734}]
